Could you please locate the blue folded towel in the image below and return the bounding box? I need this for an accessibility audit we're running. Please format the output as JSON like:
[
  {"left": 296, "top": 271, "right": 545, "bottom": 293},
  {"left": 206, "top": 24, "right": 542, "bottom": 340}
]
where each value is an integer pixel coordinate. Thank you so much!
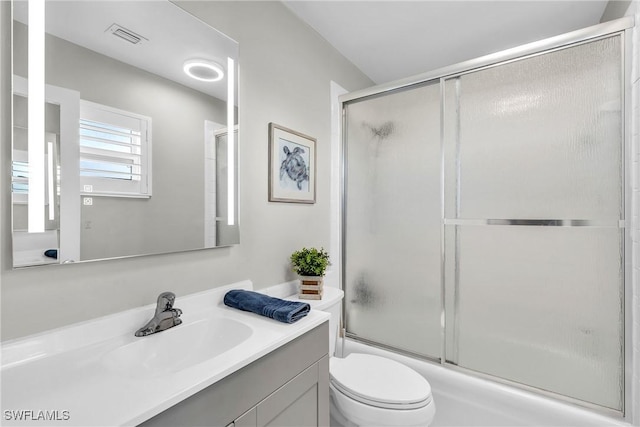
[
  {"left": 223, "top": 290, "right": 310, "bottom": 324},
  {"left": 44, "top": 249, "right": 58, "bottom": 259}
]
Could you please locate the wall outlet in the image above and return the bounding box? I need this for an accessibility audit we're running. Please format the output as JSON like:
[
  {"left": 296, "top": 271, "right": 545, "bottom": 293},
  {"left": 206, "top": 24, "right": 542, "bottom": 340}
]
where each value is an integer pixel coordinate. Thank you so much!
[{"left": 83, "top": 197, "right": 93, "bottom": 206}]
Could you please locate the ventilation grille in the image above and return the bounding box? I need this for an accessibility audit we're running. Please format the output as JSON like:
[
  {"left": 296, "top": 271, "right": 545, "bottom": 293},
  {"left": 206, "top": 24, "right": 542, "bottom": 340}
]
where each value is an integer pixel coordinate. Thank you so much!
[{"left": 106, "top": 24, "right": 148, "bottom": 45}]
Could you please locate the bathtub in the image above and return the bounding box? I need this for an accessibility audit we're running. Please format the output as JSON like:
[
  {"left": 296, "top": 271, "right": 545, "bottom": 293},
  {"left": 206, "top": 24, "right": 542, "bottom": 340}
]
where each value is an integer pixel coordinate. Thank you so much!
[{"left": 341, "top": 339, "right": 630, "bottom": 427}]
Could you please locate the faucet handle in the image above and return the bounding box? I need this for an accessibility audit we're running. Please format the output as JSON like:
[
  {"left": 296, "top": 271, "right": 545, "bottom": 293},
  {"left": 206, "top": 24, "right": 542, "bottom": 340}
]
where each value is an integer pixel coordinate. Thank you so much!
[
  {"left": 172, "top": 308, "right": 183, "bottom": 318},
  {"left": 156, "top": 292, "right": 176, "bottom": 312}
]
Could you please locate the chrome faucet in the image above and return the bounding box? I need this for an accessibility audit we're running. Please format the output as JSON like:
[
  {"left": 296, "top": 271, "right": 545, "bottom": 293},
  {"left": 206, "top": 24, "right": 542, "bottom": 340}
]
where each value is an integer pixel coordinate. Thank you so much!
[{"left": 135, "top": 292, "right": 183, "bottom": 337}]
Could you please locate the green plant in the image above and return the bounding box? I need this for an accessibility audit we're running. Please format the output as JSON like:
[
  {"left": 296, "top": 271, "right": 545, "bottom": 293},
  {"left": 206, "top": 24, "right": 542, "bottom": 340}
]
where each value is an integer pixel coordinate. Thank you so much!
[{"left": 290, "top": 247, "right": 330, "bottom": 277}]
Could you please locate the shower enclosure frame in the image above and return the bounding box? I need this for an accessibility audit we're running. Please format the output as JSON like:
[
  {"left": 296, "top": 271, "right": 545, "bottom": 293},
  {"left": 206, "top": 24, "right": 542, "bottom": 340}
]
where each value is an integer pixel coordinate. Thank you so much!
[{"left": 339, "top": 16, "right": 635, "bottom": 420}]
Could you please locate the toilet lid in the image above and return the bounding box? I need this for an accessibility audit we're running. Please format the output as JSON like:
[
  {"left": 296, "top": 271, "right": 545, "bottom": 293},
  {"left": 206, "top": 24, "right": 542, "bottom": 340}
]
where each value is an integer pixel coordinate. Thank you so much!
[{"left": 330, "top": 353, "right": 432, "bottom": 410}]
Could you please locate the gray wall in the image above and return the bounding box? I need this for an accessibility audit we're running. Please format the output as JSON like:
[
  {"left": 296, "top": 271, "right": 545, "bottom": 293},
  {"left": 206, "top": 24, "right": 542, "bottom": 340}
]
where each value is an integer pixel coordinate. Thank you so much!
[
  {"left": 0, "top": 1, "right": 373, "bottom": 340},
  {"left": 600, "top": 0, "right": 632, "bottom": 21}
]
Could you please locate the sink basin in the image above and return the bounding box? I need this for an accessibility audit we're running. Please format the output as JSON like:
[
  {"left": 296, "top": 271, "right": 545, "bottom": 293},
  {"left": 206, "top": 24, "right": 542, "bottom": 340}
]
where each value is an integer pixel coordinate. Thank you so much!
[
  {"left": 1, "top": 281, "right": 331, "bottom": 427},
  {"left": 102, "top": 317, "right": 253, "bottom": 378}
]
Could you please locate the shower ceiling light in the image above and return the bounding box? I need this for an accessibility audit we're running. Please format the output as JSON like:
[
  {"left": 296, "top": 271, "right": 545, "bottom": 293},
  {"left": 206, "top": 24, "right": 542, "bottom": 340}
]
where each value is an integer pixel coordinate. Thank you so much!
[{"left": 183, "top": 59, "right": 224, "bottom": 82}]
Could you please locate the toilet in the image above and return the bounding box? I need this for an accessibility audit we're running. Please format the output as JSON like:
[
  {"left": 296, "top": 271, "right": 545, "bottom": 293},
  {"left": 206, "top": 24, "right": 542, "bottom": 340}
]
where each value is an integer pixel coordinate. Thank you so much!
[{"left": 288, "top": 286, "right": 435, "bottom": 427}]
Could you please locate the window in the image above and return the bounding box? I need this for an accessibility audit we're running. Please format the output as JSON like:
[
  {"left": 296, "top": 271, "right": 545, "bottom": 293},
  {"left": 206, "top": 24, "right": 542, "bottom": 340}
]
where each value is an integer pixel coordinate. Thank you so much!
[
  {"left": 11, "top": 159, "right": 29, "bottom": 195},
  {"left": 11, "top": 143, "right": 59, "bottom": 208},
  {"left": 79, "top": 101, "right": 151, "bottom": 197}
]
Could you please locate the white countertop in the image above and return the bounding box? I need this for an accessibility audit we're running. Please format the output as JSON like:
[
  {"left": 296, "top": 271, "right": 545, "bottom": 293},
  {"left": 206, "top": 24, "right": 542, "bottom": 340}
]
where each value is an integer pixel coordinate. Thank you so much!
[{"left": 0, "top": 280, "right": 329, "bottom": 426}]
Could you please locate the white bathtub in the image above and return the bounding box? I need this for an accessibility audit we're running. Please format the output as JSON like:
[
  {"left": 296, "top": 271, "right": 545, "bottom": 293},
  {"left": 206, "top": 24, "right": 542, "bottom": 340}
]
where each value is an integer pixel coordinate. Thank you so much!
[{"left": 342, "top": 339, "right": 630, "bottom": 427}]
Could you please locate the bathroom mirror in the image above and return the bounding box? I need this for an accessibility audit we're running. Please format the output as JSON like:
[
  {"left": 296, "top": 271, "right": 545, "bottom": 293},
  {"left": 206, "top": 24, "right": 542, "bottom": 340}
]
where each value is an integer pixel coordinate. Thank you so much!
[{"left": 11, "top": 1, "right": 239, "bottom": 267}]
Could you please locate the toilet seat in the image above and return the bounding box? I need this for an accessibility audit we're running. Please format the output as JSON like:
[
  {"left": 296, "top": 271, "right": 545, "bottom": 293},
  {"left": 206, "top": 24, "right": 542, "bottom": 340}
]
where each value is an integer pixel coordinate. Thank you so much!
[{"left": 330, "top": 353, "right": 432, "bottom": 410}]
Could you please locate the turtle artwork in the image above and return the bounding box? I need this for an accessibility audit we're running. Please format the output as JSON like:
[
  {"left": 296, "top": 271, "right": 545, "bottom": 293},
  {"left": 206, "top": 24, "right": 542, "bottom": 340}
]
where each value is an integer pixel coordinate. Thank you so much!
[{"left": 279, "top": 144, "right": 309, "bottom": 191}]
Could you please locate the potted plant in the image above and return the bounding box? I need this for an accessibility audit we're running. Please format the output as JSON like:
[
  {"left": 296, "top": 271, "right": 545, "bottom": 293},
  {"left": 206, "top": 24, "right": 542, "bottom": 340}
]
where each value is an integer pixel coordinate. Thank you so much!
[{"left": 290, "top": 247, "right": 330, "bottom": 300}]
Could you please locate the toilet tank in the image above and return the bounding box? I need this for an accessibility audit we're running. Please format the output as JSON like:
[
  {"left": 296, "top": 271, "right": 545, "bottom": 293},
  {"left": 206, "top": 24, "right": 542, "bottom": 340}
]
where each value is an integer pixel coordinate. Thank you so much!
[{"left": 287, "top": 286, "right": 344, "bottom": 356}]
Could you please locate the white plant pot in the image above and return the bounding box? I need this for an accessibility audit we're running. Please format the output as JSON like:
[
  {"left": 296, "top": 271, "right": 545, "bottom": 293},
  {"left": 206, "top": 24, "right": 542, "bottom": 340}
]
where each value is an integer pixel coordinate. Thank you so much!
[{"left": 298, "top": 275, "right": 324, "bottom": 300}]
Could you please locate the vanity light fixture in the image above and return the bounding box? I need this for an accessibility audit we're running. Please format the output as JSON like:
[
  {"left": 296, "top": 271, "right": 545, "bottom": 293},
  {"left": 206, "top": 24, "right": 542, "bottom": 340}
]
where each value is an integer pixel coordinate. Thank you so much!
[
  {"left": 47, "top": 141, "right": 55, "bottom": 221},
  {"left": 226, "top": 57, "right": 235, "bottom": 226},
  {"left": 28, "top": 0, "right": 46, "bottom": 233},
  {"left": 183, "top": 59, "right": 224, "bottom": 82}
]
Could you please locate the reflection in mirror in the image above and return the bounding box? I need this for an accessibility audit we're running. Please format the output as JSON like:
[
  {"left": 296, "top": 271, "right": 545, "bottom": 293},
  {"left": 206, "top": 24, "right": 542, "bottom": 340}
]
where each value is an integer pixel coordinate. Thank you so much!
[
  {"left": 12, "top": 93, "right": 61, "bottom": 266},
  {"left": 11, "top": 1, "right": 239, "bottom": 267}
]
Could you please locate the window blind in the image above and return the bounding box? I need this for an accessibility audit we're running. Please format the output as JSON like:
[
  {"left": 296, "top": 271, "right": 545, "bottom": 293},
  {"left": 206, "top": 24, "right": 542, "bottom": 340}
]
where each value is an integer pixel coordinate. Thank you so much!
[{"left": 79, "top": 101, "right": 151, "bottom": 197}]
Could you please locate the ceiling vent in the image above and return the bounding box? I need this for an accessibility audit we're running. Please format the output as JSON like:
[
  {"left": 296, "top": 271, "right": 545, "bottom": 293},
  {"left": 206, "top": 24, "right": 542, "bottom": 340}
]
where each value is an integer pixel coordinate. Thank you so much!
[{"left": 106, "top": 24, "right": 148, "bottom": 45}]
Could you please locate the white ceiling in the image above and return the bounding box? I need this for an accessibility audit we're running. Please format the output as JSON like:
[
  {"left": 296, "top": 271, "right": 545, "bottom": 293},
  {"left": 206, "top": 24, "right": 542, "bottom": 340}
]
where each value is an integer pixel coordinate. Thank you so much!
[
  {"left": 13, "top": 1, "right": 238, "bottom": 101},
  {"left": 283, "top": 1, "right": 610, "bottom": 84},
  {"left": 14, "top": 1, "right": 612, "bottom": 93}
]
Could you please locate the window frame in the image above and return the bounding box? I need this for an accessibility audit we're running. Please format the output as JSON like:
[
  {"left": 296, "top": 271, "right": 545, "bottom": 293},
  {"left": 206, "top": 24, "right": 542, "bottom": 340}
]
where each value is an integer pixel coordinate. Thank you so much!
[{"left": 79, "top": 100, "right": 152, "bottom": 198}]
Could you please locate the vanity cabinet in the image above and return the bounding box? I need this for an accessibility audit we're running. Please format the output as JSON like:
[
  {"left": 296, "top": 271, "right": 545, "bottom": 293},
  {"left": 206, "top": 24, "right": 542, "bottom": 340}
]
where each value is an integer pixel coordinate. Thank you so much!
[
  {"left": 231, "top": 356, "right": 328, "bottom": 427},
  {"left": 139, "top": 322, "right": 329, "bottom": 427}
]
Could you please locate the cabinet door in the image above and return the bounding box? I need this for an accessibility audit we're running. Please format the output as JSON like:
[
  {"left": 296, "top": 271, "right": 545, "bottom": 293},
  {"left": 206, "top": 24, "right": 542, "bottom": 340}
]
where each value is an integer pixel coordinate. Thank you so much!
[
  {"left": 257, "top": 356, "right": 328, "bottom": 427},
  {"left": 233, "top": 407, "right": 257, "bottom": 427}
]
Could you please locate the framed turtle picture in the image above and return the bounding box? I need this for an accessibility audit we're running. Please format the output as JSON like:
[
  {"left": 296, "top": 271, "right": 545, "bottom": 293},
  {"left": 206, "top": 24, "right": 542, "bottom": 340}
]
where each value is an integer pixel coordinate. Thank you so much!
[{"left": 268, "top": 123, "right": 316, "bottom": 203}]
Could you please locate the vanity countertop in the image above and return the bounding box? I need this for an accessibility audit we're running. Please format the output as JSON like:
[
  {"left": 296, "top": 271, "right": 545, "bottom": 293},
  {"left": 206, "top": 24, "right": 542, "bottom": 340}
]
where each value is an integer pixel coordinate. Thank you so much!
[{"left": 0, "top": 280, "right": 329, "bottom": 426}]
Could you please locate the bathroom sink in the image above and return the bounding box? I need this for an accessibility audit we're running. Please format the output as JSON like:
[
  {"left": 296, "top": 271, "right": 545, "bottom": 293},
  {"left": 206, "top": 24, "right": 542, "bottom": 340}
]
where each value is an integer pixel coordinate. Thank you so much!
[
  {"left": 1, "top": 281, "right": 330, "bottom": 426},
  {"left": 102, "top": 317, "right": 253, "bottom": 378}
]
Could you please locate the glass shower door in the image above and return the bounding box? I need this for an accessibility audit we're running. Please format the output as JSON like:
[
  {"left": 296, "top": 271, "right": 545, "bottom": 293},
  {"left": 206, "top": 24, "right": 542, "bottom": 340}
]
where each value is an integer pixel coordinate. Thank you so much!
[
  {"left": 344, "top": 82, "right": 442, "bottom": 359},
  {"left": 443, "top": 35, "right": 624, "bottom": 410}
]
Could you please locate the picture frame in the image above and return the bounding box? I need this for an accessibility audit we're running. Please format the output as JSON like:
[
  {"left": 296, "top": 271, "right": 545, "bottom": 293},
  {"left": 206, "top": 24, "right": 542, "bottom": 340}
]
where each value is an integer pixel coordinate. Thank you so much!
[{"left": 268, "top": 123, "right": 316, "bottom": 203}]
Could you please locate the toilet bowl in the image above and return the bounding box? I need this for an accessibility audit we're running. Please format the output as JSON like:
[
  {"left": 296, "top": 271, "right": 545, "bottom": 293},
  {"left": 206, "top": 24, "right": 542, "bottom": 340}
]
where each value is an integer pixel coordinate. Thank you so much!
[
  {"left": 287, "top": 286, "right": 435, "bottom": 427},
  {"left": 330, "top": 353, "right": 435, "bottom": 426}
]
